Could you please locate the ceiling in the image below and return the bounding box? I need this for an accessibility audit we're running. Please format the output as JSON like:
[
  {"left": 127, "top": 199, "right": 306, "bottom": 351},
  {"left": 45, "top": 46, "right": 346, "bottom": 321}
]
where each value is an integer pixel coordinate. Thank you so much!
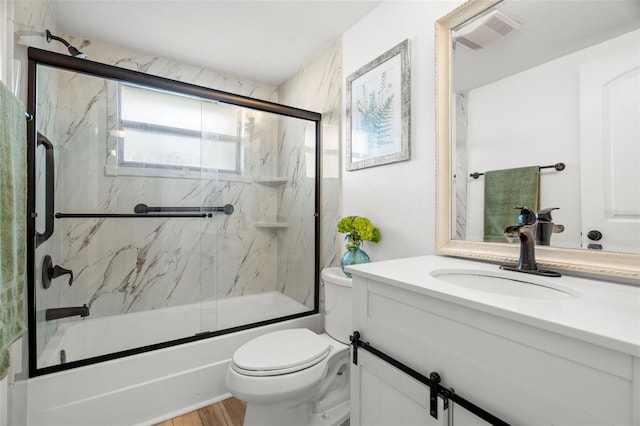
[
  {"left": 453, "top": 0, "right": 640, "bottom": 91},
  {"left": 48, "top": 0, "right": 381, "bottom": 86}
]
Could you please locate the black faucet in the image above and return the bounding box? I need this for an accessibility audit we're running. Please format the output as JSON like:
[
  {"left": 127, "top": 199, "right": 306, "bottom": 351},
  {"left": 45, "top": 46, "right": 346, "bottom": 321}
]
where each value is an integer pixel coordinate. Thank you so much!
[
  {"left": 500, "top": 206, "right": 561, "bottom": 277},
  {"left": 45, "top": 304, "right": 90, "bottom": 321},
  {"left": 535, "top": 207, "right": 564, "bottom": 246},
  {"left": 42, "top": 255, "right": 74, "bottom": 288}
]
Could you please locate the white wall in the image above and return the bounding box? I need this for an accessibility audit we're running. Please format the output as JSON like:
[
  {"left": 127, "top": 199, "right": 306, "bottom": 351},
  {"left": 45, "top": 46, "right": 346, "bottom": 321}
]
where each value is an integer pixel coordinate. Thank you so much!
[
  {"left": 0, "top": 0, "right": 14, "bottom": 92},
  {"left": 464, "top": 54, "right": 582, "bottom": 246},
  {"left": 464, "top": 29, "right": 640, "bottom": 248},
  {"left": 341, "top": 1, "right": 464, "bottom": 261}
]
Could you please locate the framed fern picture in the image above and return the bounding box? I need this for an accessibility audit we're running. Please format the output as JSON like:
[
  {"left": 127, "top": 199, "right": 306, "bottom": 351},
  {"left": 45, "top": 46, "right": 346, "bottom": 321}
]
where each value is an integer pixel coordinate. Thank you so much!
[{"left": 346, "top": 39, "right": 410, "bottom": 171}]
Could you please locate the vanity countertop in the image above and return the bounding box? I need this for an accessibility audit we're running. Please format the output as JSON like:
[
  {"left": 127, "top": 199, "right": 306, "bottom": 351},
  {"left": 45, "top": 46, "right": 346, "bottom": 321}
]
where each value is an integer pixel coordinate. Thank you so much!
[{"left": 346, "top": 255, "right": 640, "bottom": 357}]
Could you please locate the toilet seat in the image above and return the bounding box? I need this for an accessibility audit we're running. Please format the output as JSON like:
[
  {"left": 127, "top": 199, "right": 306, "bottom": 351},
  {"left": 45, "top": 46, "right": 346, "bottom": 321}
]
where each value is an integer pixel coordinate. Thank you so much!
[{"left": 231, "top": 329, "right": 331, "bottom": 377}]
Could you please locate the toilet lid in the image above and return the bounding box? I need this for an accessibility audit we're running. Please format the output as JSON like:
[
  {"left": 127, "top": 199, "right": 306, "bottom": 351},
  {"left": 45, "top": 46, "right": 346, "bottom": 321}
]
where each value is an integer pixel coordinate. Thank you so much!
[{"left": 232, "top": 329, "right": 331, "bottom": 377}]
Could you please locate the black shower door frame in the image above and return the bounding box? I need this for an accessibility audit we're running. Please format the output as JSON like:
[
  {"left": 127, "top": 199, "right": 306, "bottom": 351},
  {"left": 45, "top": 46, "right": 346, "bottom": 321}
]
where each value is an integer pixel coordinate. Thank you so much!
[{"left": 26, "top": 47, "right": 321, "bottom": 378}]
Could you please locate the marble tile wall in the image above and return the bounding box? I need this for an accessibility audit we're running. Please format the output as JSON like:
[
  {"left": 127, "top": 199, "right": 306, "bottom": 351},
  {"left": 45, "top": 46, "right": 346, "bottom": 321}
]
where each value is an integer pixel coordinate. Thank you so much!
[
  {"left": 278, "top": 39, "right": 342, "bottom": 308},
  {"left": 48, "top": 68, "right": 288, "bottom": 319},
  {"left": 455, "top": 92, "right": 468, "bottom": 240}
]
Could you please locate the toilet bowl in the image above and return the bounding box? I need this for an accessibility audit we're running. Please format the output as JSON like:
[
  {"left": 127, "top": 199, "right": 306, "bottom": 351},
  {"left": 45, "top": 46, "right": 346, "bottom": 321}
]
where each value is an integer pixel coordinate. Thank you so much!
[{"left": 225, "top": 267, "right": 352, "bottom": 426}]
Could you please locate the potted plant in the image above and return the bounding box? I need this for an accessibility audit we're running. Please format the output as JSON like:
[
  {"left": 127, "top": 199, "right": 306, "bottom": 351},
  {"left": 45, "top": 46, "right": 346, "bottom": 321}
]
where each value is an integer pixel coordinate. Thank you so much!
[{"left": 337, "top": 216, "right": 380, "bottom": 277}]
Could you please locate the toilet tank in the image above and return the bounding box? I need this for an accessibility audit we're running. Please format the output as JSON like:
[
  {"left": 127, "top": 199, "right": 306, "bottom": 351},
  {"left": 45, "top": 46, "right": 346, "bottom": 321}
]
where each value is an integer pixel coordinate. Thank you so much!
[{"left": 321, "top": 267, "right": 353, "bottom": 344}]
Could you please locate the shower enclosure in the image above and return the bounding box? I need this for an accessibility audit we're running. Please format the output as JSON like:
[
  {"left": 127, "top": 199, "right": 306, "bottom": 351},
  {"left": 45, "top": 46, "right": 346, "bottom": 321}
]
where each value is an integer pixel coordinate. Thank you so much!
[{"left": 26, "top": 47, "right": 320, "bottom": 377}]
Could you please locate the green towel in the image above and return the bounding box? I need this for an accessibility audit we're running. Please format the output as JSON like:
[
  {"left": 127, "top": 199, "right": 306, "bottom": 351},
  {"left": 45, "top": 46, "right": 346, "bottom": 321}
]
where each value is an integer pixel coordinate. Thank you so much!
[
  {"left": 483, "top": 166, "right": 540, "bottom": 243},
  {"left": 0, "top": 81, "right": 27, "bottom": 380}
]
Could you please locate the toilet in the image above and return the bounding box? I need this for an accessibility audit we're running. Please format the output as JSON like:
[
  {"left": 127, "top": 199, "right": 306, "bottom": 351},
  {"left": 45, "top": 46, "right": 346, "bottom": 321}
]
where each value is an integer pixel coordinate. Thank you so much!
[{"left": 225, "top": 267, "right": 352, "bottom": 426}]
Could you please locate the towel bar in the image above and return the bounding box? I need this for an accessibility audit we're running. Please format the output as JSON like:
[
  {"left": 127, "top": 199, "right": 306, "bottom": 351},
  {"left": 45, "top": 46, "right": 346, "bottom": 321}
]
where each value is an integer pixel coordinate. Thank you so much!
[{"left": 469, "top": 162, "right": 565, "bottom": 180}]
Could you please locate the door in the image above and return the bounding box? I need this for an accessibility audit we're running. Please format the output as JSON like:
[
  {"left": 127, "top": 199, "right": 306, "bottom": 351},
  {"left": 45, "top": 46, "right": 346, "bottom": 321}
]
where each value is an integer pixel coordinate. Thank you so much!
[
  {"left": 579, "top": 45, "right": 640, "bottom": 253},
  {"left": 352, "top": 350, "right": 450, "bottom": 426}
]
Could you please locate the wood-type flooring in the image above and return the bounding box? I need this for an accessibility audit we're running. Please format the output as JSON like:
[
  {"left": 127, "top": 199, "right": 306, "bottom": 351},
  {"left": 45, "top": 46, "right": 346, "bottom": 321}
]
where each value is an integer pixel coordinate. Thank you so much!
[{"left": 155, "top": 397, "right": 246, "bottom": 426}]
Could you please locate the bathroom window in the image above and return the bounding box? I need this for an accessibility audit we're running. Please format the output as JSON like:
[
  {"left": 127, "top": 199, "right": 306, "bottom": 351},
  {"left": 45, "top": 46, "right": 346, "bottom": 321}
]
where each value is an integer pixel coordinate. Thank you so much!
[{"left": 115, "top": 83, "right": 243, "bottom": 176}]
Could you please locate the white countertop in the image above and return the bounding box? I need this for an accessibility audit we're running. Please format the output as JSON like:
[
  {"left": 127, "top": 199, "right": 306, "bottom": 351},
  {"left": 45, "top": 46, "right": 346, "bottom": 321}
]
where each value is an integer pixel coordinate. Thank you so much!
[{"left": 346, "top": 255, "right": 640, "bottom": 357}]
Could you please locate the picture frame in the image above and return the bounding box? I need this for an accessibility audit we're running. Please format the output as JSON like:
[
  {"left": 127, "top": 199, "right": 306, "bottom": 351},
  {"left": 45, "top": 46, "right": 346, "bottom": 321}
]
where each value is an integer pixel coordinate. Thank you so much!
[{"left": 346, "top": 39, "right": 410, "bottom": 171}]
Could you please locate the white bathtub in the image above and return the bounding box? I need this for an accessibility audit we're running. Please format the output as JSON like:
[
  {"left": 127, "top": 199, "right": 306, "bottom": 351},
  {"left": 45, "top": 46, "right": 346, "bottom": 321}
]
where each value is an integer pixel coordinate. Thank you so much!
[
  {"left": 38, "top": 291, "right": 311, "bottom": 368},
  {"left": 28, "top": 291, "right": 320, "bottom": 426}
]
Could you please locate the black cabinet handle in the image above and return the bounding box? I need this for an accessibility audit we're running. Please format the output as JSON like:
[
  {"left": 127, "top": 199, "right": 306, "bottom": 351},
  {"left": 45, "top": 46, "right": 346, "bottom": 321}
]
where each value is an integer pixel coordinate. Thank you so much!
[{"left": 587, "top": 230, "right": 603, "bottom": 241}]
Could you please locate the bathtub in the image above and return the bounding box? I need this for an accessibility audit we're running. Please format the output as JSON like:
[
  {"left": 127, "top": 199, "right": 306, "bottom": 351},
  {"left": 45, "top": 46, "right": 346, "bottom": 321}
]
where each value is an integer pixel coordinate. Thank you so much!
[{"left": 28, "top": 291, "right": 320, "bottom": 426}]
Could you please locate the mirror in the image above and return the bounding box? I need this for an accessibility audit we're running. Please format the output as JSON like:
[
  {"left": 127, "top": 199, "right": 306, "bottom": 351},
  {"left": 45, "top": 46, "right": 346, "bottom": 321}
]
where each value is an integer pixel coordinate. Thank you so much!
[{"left": 436, "top": 0, "right": 640, "bottom": 279}]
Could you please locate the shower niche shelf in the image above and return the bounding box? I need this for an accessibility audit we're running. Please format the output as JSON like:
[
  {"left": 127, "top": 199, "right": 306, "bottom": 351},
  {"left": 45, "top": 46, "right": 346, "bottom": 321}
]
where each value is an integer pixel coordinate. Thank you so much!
[
  {"left": 253, "top": 177, "right": 289, "bottom": 229},
  {"left": 254, "top": 177, "right": 289, "bottom": 186},
  {"left": 253, "top": 222, "right": 289, "bottom": 229}
]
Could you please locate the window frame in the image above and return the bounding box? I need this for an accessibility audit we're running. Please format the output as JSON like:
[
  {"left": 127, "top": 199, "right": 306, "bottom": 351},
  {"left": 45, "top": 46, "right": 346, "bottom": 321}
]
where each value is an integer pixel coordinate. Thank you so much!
[{"left": 116, "top": 83, "right": 244, "bottom": 176}]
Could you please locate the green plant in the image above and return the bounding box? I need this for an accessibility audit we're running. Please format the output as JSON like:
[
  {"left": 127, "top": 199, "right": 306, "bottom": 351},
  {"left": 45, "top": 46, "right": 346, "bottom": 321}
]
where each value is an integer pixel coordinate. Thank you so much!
[{"left": 337, "top": 216, "right": 381, "bottom": 250}]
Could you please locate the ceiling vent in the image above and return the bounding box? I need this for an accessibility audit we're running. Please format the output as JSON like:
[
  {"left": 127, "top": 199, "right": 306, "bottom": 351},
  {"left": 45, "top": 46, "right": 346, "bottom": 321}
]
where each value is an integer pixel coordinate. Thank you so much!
[{"left": 454, "top": 10, "right": 521, "bottom": 50}]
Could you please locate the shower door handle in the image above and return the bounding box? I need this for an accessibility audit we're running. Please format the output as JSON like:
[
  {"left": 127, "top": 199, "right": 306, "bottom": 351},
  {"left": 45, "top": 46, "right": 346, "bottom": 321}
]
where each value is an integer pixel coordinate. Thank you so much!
[{"left": 35, "top": 133, "right": 54, "bottom": 248}]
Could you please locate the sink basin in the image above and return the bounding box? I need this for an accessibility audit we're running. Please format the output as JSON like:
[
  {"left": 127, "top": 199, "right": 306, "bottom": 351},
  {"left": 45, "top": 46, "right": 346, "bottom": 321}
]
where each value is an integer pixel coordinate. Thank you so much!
[{"left": 430, "top": 269, "right": 579, "bottom": 299}]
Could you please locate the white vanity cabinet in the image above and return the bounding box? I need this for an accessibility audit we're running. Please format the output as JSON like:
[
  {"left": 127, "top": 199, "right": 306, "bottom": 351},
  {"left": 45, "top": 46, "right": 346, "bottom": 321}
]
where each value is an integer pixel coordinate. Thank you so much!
[
  {"left": 354, "top": 349, "right": 449, "bottom": 426},
  {"left": 349, "top": 256, "right": 640, "bottom": 426}
]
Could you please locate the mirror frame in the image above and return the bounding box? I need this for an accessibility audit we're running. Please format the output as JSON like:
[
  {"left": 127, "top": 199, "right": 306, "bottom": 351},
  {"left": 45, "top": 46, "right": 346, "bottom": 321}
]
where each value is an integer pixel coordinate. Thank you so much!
[{"left": 435, "top": 0, "right": 639, "bottom": 280}]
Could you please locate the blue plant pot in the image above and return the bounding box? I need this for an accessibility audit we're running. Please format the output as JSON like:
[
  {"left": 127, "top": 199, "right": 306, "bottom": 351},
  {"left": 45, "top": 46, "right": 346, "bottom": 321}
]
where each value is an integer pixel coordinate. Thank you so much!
[{"left": 340, "top": 245, "right": 370, "bottom": 278}]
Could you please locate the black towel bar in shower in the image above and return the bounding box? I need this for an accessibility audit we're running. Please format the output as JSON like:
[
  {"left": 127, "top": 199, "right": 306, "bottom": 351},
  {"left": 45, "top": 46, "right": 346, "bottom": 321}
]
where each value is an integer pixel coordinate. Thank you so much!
[
  {"left": 55, "top": 213, "right": 210, "bottom": 218},
  {"left": 133, "top": 203, "right": 235, "bottom": 215},
  {"left": 469, "top": 162, "right": 565, "bottom": 180},
  {"left": 55, "top": 203, "right": 234, "bottom": 219}
]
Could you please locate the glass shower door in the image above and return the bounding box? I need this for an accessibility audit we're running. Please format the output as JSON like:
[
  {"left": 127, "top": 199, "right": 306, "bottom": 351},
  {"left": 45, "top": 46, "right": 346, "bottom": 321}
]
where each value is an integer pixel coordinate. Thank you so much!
[
  {"left": 31, "top": 65, "right": 218, "bottom": 371},
  {"left": 197, "top": 104, "right": 318, "bottom": 332},
  {"left": 28, "top": 48, "right": 320, "bottom": 377}
]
